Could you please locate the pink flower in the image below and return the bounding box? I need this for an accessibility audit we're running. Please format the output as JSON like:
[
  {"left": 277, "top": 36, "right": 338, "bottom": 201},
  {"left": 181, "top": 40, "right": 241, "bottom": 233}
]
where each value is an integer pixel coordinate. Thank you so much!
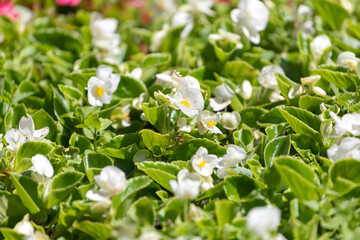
[
  {"left": 0, "top": 2, "right": 19, "bottom": 21},
  {"left": 55, "top": 0, "right": 82, "bottom": 7}
]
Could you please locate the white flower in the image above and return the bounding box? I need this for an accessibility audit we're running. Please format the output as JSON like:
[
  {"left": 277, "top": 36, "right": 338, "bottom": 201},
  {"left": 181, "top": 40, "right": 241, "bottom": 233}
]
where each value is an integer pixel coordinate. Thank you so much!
[
  {"left": 127, "top": 67, "right": 142, "bottom": 80},
  {"left": 31, "top": 154, "right": 54, "bottom": 178},
  {"left": 288, "top": 85, "right": 305, "bottom": 99},
  {"left": 5, "top": 129, "right": 26, "bottom": 154},
  {"left": 87, "top": 65, "right": 120, "bottom": 107},
  {"left": 296, "top": 5, "right": 315, "bottom": 35},
  {"left": 14, "top": 5, "right": 33, "bottom": 33},
  {"left": 90, "top": 13, "right": 121, "bottom": 63},
  {"left": 230, "top": 0, "right": 269, "bottom": 44},
  {"left": 301, "top": 75, "right": 326, "bottom": 96},
  {"left": 14, "top": 218, "right": 34, "bottom": 240},
  {"left": 199, "top": 175, "right": 214, "bottom": 192},
  {"left": 258, "top": 65, "right": 285, "bottom": 89},
  {"left": 221, "top": 111, "right": 241, "bottom": 130},
  {"left": 169, "top": 168, "right": 201, "bottom": 200},
  {"left": 171, "top": 11, "right": 194, "bottom": 40},
  {"left": 156, "top": 0, "right": 176, "bottom": 12},
  {"left": 310, "top": 35, "right": 331, "bottom": 60},
  {"left": 94, "top": 166, "right": 127, "bottom": 196},
  {"left": 172, "top": 72, "right": 201, "bottom": 91},
  {"left": 167, "top": 88, "right": 204, "bottom": 118},
  {"left": 191, "top": 147, "right": 219, "bottom": 176},
  {"left": 330, "top": 111, "right": 360, "bottom": 137},
  {"left": 177, "top": 117, "right": 191, "bottom": 132},
  {"left": 138, "top": 231, "right": 162, "bottom": 240},
  {"left": 209, "top": 29, "right": 243, "bottom": 50},
  {"left": 269, "top": 90, "right": 285, "bottom": 102},
  {"left": 217, "top": 145, "right": 247, "bottom": 179},
  {"left": 209, "top": 83, "right": 235, "bottom": 111},
  {"left": 85, "top": 189, "right": 112, "bottom": 210},
  {"left": 19, "top": 114, "right": 49, "bottom": 141},
  {"left": 337, "top": 51, "right": 360, "bottom": 72},
  {"left": 241, "top": 80, "right": 252, "bottom": 100},
  {"left": 182, "top": 0, "right": 215, "bottom": 16},
  {"left": 297, "top": 5, "right": 312, "bottom": 18},
  {"left": 197, "top": 111, "right": 222, "bottom": 135},
  {"left": 247, "top": 206, "right": 281, "bottom": 237},
  {"left": 132, "top": 93, "right": 146, "bottom": 110},
  {"left": 150, "top": 24, "right": 170, "bottom": 52},
  {"left": 327, "top": 137, "right": 360, "bottom": 161},
  {"left": 155, "top": 71, "right": 173, "bottom": 88}
]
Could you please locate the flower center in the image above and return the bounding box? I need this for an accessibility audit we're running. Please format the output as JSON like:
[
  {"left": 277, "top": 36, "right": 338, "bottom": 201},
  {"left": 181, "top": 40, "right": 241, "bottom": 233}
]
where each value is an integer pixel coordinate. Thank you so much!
[
  {"left": 198, "top": 159, "right": 206, "bottom": 168},
  {"left": 96, "top": 87, "right": 105, "bottom": 96},
  {"left": 207, "top": 121, "right": 217, "bottom": 128},
  {"left": 124, "top": 113, "right": 130, "bottom": 120},
  {"left": 180, "top": 100, "right": 190, "bottom": 108}
]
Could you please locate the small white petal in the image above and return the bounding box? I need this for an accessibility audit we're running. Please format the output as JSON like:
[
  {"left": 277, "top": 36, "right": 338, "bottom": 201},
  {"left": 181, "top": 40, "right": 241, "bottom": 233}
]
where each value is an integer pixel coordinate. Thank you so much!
[{"left": 31, "top": 154, "right": 54, "bottom": 178}]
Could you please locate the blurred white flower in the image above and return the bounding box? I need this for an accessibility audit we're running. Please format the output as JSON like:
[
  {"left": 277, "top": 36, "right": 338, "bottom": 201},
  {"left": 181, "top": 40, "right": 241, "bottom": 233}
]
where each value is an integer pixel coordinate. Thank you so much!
[
  {"left": 241, "top": 80, "right": 252, "bottom": 100},
  {"left": 269, "top": 90, "right": 285, "bottom": 103},
  {"left": 297, "top": 5, "right": 312, "bottom": 18},
  {"left": 301, "top": 75, "right": 326, "bottom": 96},
  {"left": 137, "top": 231, "right": 162, "bottom": 240},
  {"left": 132, "top": 93, "right": 146, "bottom": 110},
  {"left": 197, "top": 111, "right": 222, "bottom": 135},
  {"left": 191, "top": 147, "right": 219, "bottom": 176},
  {"left": 177, "top": 117, "right": 191, "bottom": 132},
  {"left": 156, "top": 0, "right": 176, "bottom": 13},
  {"left": 169, "top": 168, "right": 201, "bottom": 200},
  {"left": 247, "top": 205, "right": 281, "bottom": 237},
  {"left": 155, "top": 71, "right": 173, "bottom": 88},
  {"left": 87, "top": 65, "right": 120, "bottom": 107},
  {"left": 14, "top": 217, "right": 34, "bottom": 240},
  {"left": 209, "top": 29, "right": 243, "bottom": 50},
  {"left": 337, "top": 51, "right": 360, "bottom": 72},
  {"left": 288, "top": 85, "right": 305, "bottom": 99},
  {"left": 167, "top": 88, "right": 204, "bottom": 118},
  {"left": 217, "top": 145, "right": 247, "bottom": 179},
  {"left": 171, "top": 11, "right": 194, "bottom": 40},
  {"left": 172, "top": 72, "right": 201, "bottom": 91},
  {"left": 127, "top": 67, "right": 142, "bottom": 80},
  {"left": 31, "top": 154, "right": 54, "bottom": 178},
  {"left": 230, "top": 0, "right": 269, "bottom": 44},
  {"left": 5, "top": 129, "right": 26, "bottom": 154},
  {"left": 13, "top": 5, "right": 33, "bottom": 33},
  {"left": 209, "top": 83, "right": 235, "bottom": 111},
  {"left": 94, "top": 166, "right": 127, "bottom": 196},
  {"left": 0, "top": 134, "right": 3, "bottom": 151},
  {"left": 85, "top": 189, "right": 112, "bottom": 209},
  {"left": 296, "top": 5, "right": 314, "bottom": 35},
  {"left": 330, "top": 111, "right": 360, "bottom": 137},
  {"left": 90, "top": 13, "right": 121, "bottom": 63},
  {"left": 327, "top": 137, "right": 360, "bottom": 161},
  {"left": 310, "top": 35, "right": 331, "bottom": 60},
  {"left": 182, "top": 0, "right": 215, "bottom": 16},
  {"left": 19, "top": 114, "right": 49, "bottom": 141},
  {"left": 150, "top": 24, "right": 170, "bottom": 52},
  {"left": 258, "top": 65, "right": 285, "bottom": 89},
  {"left": 221, "top": 111, "right": 241, "bottom": 130}
]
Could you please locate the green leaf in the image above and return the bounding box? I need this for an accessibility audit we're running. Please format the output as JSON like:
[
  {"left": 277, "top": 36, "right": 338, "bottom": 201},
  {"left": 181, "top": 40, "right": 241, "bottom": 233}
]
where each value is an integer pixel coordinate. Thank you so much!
[
  {"left": 277, "top": 106, "right": 322, "bottom": 144},
  {"left": 299, "top": 95, "right": 331, "bottom": 114},
  {"left": 314, "top": 68, "right": 357, "bottom": 91},
  {"left": 264, "top": 136, "right": 291, "bottom": 168},
  {"left": 233, "top": 129, "right": 254, "bottom": 153},
  {"left": 128, "top": 197, "right": 155, "bottom": 225},
  {"left": 139, "top": 129, "right": 172, "bottom": 155},
  {"left": 0, "top": 191, "right": 28, "bottom": 219},
  {"left": 258, "top": 108, "right": 286, "bottom": 127},
  {"left": 32, "top": 109, "right": 57, "bottom": 142},
  {"left": 14, "top": 142, "right": 53, "bottom": 173},
  {"left": 224, "top": 175, "right": 266, "bottom": 201},
  {"left": 291, "top": 134, "right": 320, "bottom": 158},
  {"left": 32, "top": 28, "right": 83, "bottom": 53},
  {"left": 4, "top": 104, "right": 26, "bottom": 131},
  {"left": 46, "top": 171, "right": 84, "bottom": 208},
  {"left": 9, "top": 173, "right": 40, "bottom": 214},
  {"left": 73, "top": 220, "right": 112, "bottom": 239},
  {"left": 136, "top": 161, "right": 179, "bottom": 191},
  {"left": 142, "top": 53, "right": 171, "bottom": 68},
  {"left": 274, "top": 156, "right": 319, "bottom": 200},
  {"left": 170, "top": 138, "right": 226, "bottom": 160},
  {"left": 142, "top": 102, "right": 170, "bottom": 134},
  {"left": 329, "top": 159, "right": 360, "bottom": 196},
  {"left": 215, "top": 200, "right": 239, "bottom": 226},
  {"left": 83, "top": 153, "right": 113, "bottom": 182},
  {"left": 113, "top": 75, "right": 147, "bottom": 98},
  {"left": 0, "top": 228, "right": 24, "bottom": 240},
  {"left": 196, "top": 182, "right": 225, "bottom": 201},
  {"left": 239, "top": 107, "right": 267, "bottom": 128},
  {"left": 312, "top": 0, "right": 350, "bottom": 30},
  {"left": 65, "top": 68, "right": 96, "bottom": 90},
  {"left": 97, "top": 144, "right": 139, "bottom": 160}
]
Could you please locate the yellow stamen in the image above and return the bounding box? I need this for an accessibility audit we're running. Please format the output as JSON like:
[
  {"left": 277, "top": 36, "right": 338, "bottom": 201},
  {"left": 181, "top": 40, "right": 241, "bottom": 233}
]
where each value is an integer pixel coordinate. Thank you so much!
[
  {"left": 124, "top": 113, "right": 130, "bottom": 120},
  {"left": 157, "top": 0, "right": 165, "bottom": 9},
  {"left": 198, "top": 160, "right": 206, "bottom": 168},
  {"left": 207, "top": 121, "right": 217, "bottom": 128},
  {"left": 180, "top": 100, "right": 190, "bottom": 108},
  {"left": 96, "top": 87, "right": 105, "bottom": 96}
]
